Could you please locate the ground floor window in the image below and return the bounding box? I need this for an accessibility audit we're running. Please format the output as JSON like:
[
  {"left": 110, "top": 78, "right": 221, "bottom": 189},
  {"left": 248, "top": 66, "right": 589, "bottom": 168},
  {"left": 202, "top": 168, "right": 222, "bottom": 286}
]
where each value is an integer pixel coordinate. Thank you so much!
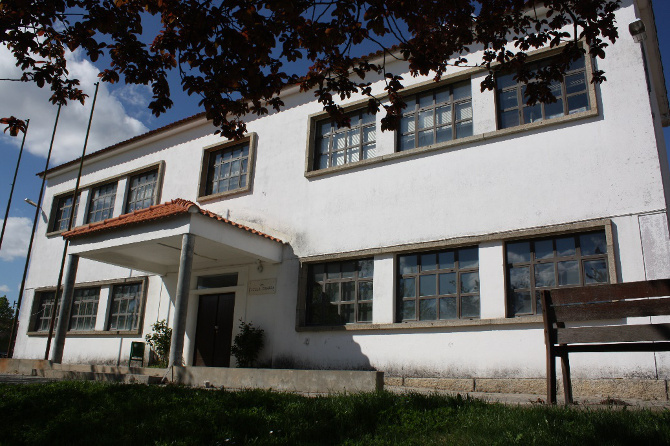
[
  {"left": 306, "top": 259, "right": 374, "bottom": 325},
  {"left": 69, "top": 287, "right": 100, "bottom": 331},
  {"left": 397, "top": 247, "right": 480, "bottom": 321},
  {"left": 32, "top": 291, "right": 58, "bottom": 332},
  {"left": 108, "top": 283, "right": 143, "bottom": 331},
  {"left": 506, "top": 230, "right": 609, "bottom": 317}
]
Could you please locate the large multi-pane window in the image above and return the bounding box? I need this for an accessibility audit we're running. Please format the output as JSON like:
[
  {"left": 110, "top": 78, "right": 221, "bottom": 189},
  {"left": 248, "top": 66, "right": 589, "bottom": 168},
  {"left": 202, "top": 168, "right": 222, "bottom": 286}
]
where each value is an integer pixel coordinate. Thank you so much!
[
  {"left": 108, "top": 283, "right": 142, "bottom": 331},
  {"left": 314, "top": 110, "right": 376, "bottom": 170},
  {"left": 51, "top": 194, "right": 79, "bottom": 232},
  {"left": 398, "top": 81, "right": 473, "bottom": 152},
  {"left": 205, "top": 142, "right": 250, "bottom": 195},
  {"left": 506, "top": 230, "right": 609, "bottom": 317},
  {"left": 125, "top": 169, "right": 158, "bottom": 213},
  {"left": 33, "top": 291, "right": 59, "bottom": 332},
  {"left": 398, "top": 247, "right": 480, "bottom": 321},
  {"left": 497, "top": 56, "right": 589, "bottom": 129},
  {"left": 87, "top": 182, "right": 117, "bottom": 223},
  {"left": 69, "top": 287, "right": 100, "bottom": 331},
  {"left": 306, "top": 259, "right": 374, "bottom": 325}
]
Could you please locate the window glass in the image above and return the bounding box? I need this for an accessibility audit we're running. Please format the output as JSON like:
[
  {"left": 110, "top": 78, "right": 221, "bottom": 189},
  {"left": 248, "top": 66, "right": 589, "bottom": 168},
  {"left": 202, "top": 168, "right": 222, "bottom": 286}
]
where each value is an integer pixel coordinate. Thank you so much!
[
  {"left": 108, "top": 283, "right": 142, "bottom": 331},
  {"left": 126, "top": 169, "right": 158, "bottom": 213},
  {"left": 69, "top": 287, "right": 100, "bottom": 331},
  {"left": 314, "top": 110, "right": 376, "bottom": 170},
  {"left": 398, "top": 81, "right": 472, "bottom": 151},
  {"left": 33, "top": 291, "right": 58, "bottom": 332},
  {"left": 398, "top": 246, "right": 479, "bottom": 321},
  {"left": 206, "top": 142, "right": 250, "bottom": 195},
  {"left": 197, "top": 273, "right": 238, "bottom": 289},
  {"left": 496, "top": 55, "right": 590, "bottom": 129},
  {"left": 506, "top": 230, "right": 609, "bottom": 316},
  {"left": 306, "top": 259, "right": 374, "bottom": 325},
  {"left": 52, "top": 194, "right": 80, "bottom": 232},
  {"left": 87, "top": 182, "right": 117, "bottom": 223}
]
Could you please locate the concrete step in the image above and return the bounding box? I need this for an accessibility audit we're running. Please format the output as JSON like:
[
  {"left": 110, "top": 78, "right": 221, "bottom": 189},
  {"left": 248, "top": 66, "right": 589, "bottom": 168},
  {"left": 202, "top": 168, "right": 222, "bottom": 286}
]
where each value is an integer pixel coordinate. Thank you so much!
[{"left": 42, "top": 369, "right": 164, "bottom": 384}]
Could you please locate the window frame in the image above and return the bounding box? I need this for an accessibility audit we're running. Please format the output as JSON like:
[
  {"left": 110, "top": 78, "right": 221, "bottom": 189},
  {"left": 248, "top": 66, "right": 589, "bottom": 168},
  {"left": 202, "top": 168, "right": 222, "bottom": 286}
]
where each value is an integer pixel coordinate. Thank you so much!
[
  {"left": 47, "top": 192, "right": 81, "bottom": 235},
  {"left": 31, "top": 291, "right": 59, "bottom": 333},
  {"left": 301, "top": 258, "right": 374, "bottom": 326},
  {"left": 505, "top": 230, "right": 612, "bottom": 318},
  {"left": 68, "top": 287, "right": 100, "bottom": 331},
  {"left": 397, "top": 80, "right": 473, "bottom": 152},
  {"left": 397, "top": 246, "right": 480, "bottom": 322},
  {"left": 197, "top": 133, "right": 257, "bottom": 202},
  {"left": 311, "top": 108, "right": 377, "bottom": 171},
  {"left": 86, "top": 181, "right": 118, "bottom": 224},
  {"left": 124, "top": 167, "right": 160, "bottom": 213},
  {"left": 106, "top": 281, "right": 147, "bottom": 333},
  {"left": 495, "top": 53, "right": 594, "bottom": 130}
]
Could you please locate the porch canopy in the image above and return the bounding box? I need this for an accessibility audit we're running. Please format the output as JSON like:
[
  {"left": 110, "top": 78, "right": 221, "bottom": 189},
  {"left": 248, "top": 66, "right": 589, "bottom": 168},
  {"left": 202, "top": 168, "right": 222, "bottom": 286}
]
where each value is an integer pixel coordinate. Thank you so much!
[
  {"left": 51, "top": 198, "right": 283, "bottom": 366},
  {"left": 63, "top": 198, "right": 283, "bottom": 274}
]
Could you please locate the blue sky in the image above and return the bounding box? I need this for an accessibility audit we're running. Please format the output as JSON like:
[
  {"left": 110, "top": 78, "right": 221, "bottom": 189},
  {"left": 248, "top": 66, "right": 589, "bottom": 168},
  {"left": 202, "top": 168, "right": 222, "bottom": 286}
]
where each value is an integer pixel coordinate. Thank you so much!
[{"left": 0, "top": 1, "right": 669, "bottom": 308}]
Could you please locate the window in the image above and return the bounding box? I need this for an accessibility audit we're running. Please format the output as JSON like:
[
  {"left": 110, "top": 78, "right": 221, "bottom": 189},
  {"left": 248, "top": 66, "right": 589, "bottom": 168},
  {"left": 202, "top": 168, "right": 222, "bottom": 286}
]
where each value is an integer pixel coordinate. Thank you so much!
[
  {"left": 33, "top": 291, "right": 58, "bottom": 332},
  {"left": 50, "top": 194, "right": 79, "bottom": 232},
  {"left": 108, "top": 283, "right": 142, "bottom": 331},
  {"left": 314, "top": 110, "right": 376, "bottom": 170},
  {"left": 398, "top": 247, "right": 480, "bottom": 321},
  {"left": 306, "top": 259, "right": 373, "bottom": 325},
  {"left": 68, "top": 287, "right": 100, "bottom": 331},
  {"left": 87, "top": 182, "right": 117, "bottom": 223},
  {"left": 497, "top": 56, "right": 590, "bottom": 129},
  {"left": 398, "top": 81, "right": 473, "bottom": 151},
  {"left": 506, "top": 230, "right": 609, "bottom": 317},
  {"left": 125, "top": 169, "right": 158, "bottom": 213},
  {"left": 205, "top": 142, "right": 250, "bottom": 196}
]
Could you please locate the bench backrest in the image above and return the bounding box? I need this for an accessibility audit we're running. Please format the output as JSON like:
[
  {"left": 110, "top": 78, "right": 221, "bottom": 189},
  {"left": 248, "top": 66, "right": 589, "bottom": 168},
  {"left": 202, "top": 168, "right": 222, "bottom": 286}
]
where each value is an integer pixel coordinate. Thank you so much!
[{"left": 541, "top": 279, "right": 670, "bottom": 345}]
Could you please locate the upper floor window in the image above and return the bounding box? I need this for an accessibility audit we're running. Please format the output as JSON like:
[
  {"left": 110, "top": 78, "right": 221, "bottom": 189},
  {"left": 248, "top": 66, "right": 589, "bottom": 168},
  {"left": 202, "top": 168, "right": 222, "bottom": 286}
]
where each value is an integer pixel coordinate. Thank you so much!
[
  {"left": 506, "top": 230, "right": 609, "bottom": 317},
  {"left": 198, "top": 135, "right": 256, "bottom": 200},
  {"left": 397, "top": 247, "right": 480, "bottom": 322},
  {"left": 69, "top": 287, "right": 100, "bottom": 331},
  {"left": 497, "top": 56, "right": 589, "bottom": 129},
  {"left": 50, "top": 193, "right": 79, "bottom": 233},
  {"left": 125, "top": 169, "right": 158, "bottom": 213},
  {"left": 314, "top": 110, "right": 376, "bottom": 170},
  {"left": 306, "top": 259, "right": 374, "bottom": 325},
  {"left": 398, "top": 81, "right": 473, "bottom": 152},
  {"left": 87, "top": 182, "right": 117, "bottom": 223}
]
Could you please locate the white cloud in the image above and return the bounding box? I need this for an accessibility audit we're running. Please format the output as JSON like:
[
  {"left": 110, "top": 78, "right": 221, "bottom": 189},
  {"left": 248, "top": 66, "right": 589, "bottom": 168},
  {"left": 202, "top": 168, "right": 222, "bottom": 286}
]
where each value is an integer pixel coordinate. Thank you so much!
[
  {"left": 0, "top": 46, "right": 150, "bottom": 164},
  {"left": 0, "top": 285, "right": 9, "bottom": 293},
  {"left": 0, "top": 217, "right": 32, "bottom": 261}
]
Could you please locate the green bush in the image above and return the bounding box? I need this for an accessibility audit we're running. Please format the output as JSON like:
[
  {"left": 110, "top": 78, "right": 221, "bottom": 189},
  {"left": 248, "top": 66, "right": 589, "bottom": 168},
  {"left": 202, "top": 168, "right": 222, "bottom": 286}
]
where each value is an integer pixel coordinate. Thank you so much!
[
  {"left": 145, "top": 319, "right": 171, "bottom": 367},
  {"left": 230, "top": 319, "right": 265, "bottom": 368}
]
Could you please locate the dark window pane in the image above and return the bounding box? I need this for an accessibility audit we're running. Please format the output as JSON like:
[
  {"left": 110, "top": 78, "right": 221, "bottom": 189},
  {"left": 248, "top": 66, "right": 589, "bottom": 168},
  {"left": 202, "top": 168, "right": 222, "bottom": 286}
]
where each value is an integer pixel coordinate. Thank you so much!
[
  {"left": 438, "top": 251, "right": 455, "bottom": 269},
  {"left": 439, "top": 297, "right": 458, "bottom": 320},
  {"left": 500, "top": 110, "right": 519, "bottom": 128},
  {"left": 580, "top": 232, "right": 607, "bottom": 256},
  {"left": 399, "top": 133, "right": 415, "bottom": 151},
  {"left": 512, "top": 291, "right": 532, "bottom": 315},
  {"left": 325, "top": 283, "right": 340, "bottom": 303},
  {"left": 399, "top": 278, "right": 416, "bottom": 298},
  {"left": 419, "top": 298, "right": 437, "bottom": 320},
  {"left": 453, "top": 83, "right": 471, "bottom": 101},
  {"left": 419, "top": 275, "right": 437, "bottom": 297},
  {"left": 358, "top": 282, "right": 373, "bottom": 301},
  {"left": 535, "top": 240, "right": 554, "bottom": 260},
  {"left": 341, "top": 282, "right": 355, "bottom": 301},
  {"left": 459, "top": 247, "right": 478, "bottom": 268},
  {"left": 499, "top": 89, "right": 518, "bottom": 109},
  {"left": 509, "top": 266, "right": 530, "bottom": 289},
  {"left": 557, "top": 261, "right": 580, "bottom": 286},
  {"left": 326, "top": 263, "right": 341, "bottom": 279},
  {"left": 535, "top": 263, "right": 556, "bottom": 287},
  {"left": 402, "top": 300, "right": 416, "bottom": 320},
  {"left": 507, "top": 242, "right": 531, "bottom": 263},
  {"left": 584, "top": 260, "right": 608, "bottom": 284},
  {"left": 436, "top": 126, "right": 453, "bottom": 143},
  {"left": 358, "top": 259, "right": 374, "bottom": 278},
  {"left": 461, "top": 295, "right": 480, "bottom": 318},
  {"left": 312, "top": 264, "right": 325, "bottom": 282},
  {"left": 439, "top": 273, "right": 457, "bottom": 295},
  {"left": 197, "top": 273, "right": 238, "bottom": 289},
  {"left": 556, "top": 237, "right": 576, "bottom": 257},
  {"left": 341, "top": 304, "right": 355, "bottom": 323},
  {"left": 567, "top": 93, "right": 589, "bottom": 114},
  {"left": 565, "top": 73, "right": 587, "bottom": 94},
  {"left": 421, "top": 253, "right": 437, "bottom": 271},
  {"left": 341, "top": 262, "right": 355, "bottom": 278},
  {"left": 544, "top": 98, "right": 564, "bottom": 119},
  {"left": 358, "top": 303, "right": 372, "bottom": 322},
  {"left": 456, "top": 121, "right": 473, "bottom": 138},
  {"left": 399, "top": 255, "right": 418, "bottom": 274},
  {"left": 523, "top": 103, "right": 543, "bottom": 124},
  {"left": 460, "top": 272, "right": 480, "bottom": 294}
]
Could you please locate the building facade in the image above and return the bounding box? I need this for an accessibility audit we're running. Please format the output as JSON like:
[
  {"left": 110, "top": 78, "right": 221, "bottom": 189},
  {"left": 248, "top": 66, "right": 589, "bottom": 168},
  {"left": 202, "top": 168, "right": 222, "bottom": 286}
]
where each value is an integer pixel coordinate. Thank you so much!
[{"left": 13, "top": 0, "right": 670, "bottom": 382}]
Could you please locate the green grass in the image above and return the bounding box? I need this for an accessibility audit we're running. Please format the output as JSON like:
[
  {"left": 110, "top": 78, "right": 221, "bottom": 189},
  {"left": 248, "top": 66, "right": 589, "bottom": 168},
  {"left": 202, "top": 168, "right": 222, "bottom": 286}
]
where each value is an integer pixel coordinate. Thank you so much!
[{"left": 0, "top": 381, "right": 668, "bottom": 445}]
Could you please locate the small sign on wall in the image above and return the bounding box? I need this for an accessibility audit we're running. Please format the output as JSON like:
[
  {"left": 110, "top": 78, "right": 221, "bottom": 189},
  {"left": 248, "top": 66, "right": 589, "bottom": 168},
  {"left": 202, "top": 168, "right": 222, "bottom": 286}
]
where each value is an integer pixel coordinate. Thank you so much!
[{"left": 248, "top": 278, "right": 277, "bottom": 295}]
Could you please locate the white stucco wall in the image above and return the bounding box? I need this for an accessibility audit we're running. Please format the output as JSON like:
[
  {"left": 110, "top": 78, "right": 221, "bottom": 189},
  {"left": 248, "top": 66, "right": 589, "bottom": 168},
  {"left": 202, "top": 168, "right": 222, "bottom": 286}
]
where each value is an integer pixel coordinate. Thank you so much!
[{"left": 13, "top": 0, "right": 670, "bottom": 379}]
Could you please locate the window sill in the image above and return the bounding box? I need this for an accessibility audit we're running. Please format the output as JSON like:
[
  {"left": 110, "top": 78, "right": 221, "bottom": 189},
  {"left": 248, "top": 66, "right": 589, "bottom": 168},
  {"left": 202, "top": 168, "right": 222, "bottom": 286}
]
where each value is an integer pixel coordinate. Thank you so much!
[
  {"left": 305, "top": 107, "right": 598, "bottom": 179},
  {"left": 27, "top": 329, "right": 143, "bottom": 337},
  {"left": 295, "top": 315, "right": 543, "bottom": 332},
  {"left": 197, "top": 185, "right": 251, "bottom": 203}
]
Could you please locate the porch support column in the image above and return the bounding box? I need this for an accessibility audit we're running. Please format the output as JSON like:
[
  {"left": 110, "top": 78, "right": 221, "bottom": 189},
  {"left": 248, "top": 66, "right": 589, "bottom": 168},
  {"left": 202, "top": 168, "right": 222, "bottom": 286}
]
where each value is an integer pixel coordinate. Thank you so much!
[
  {"left": 52, "top": 254, "right": 79, "bottom": 363},
  {"left": 168, "top": 233, "right": 195, "bottom": 367}
]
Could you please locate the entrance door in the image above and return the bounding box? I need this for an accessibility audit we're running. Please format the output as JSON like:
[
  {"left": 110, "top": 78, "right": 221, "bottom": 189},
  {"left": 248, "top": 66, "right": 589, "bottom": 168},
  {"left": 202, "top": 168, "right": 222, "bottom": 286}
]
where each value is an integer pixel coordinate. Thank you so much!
[{"left": 192, "top": 293, "right": 236, "bottom": 367}]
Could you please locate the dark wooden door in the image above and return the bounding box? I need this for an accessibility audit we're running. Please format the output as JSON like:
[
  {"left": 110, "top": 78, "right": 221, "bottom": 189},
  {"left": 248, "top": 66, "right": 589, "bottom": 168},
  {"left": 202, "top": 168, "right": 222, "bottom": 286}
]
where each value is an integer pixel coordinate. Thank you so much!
[{"left": 193, "top": 293, "right": 236, "bottom": 367}]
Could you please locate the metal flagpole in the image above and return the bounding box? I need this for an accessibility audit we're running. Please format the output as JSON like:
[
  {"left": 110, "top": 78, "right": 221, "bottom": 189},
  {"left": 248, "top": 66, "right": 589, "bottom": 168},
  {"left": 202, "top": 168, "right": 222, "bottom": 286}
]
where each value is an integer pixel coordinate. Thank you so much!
[
  {"left": 45, "top": 82, "right": 100, "bottom": 360},
  {"left": 6, "top": 107, "right": 61, "bottom": 358},
  {"left": 0, "top": 119, "right": 30, "bottom": 251}
]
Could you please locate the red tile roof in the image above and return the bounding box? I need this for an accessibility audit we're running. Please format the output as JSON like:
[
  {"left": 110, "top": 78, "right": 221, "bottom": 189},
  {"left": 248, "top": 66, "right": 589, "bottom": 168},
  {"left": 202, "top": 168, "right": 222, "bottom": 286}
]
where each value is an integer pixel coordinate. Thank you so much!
[{"left": 62, "top": 198, "right": 283, "bottom": 243}]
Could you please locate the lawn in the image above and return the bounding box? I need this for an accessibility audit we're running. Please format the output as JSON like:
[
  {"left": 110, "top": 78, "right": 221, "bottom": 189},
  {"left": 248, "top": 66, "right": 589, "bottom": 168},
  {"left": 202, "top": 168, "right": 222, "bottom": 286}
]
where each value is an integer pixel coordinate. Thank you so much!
[{"left": 0, "top": 381, "right": 668, "bottom": 445}]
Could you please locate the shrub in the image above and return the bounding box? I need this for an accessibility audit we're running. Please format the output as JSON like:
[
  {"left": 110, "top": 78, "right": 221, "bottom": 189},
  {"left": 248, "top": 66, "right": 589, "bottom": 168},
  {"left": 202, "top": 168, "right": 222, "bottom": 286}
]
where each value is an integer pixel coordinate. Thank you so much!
[
  {"left": 145, "top": 319, "right": 171, "bottom": 367},
  {"left": 230, "top": 320, "right": 264, "bottom": 368}
]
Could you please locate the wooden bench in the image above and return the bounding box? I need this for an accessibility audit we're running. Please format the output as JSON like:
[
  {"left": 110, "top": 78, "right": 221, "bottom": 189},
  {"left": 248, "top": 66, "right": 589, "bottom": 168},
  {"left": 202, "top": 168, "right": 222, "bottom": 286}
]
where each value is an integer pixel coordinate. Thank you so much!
[{"left": 541, "top": 279, "right": 670, "bottom": 405}]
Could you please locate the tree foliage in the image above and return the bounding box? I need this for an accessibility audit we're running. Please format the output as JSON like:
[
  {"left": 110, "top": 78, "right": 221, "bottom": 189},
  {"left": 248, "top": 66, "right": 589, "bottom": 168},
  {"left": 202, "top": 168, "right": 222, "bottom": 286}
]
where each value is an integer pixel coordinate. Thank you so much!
[
  {"left": 1, "top": 0, "right": 620, "bottom": 138},
  {"left": 145, "top": 319, "right": 171, "bottom": 367}
]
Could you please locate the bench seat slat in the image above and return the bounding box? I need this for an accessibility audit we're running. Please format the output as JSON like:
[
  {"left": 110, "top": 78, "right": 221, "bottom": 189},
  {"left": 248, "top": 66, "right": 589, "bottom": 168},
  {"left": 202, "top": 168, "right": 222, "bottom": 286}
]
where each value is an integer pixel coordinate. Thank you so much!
[
  {"left": 554, "top": 341, "right": 670, "bottom": 354},
  {"left": 551, "top": 298, "right": 670, "bottom": 322},
  {"left": 548, "top": 280, "right": 670, "bottom": 305},
  {"left": 556, "top": 323, "right": 670, "bottom": 344}
]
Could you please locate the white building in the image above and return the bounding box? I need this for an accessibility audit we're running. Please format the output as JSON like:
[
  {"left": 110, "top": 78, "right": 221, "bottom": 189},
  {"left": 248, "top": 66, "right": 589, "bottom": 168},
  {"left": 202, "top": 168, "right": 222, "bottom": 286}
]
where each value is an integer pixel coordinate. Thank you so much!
[{"left": 12, "top": 0, "right": 670, "bottom": 386}]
